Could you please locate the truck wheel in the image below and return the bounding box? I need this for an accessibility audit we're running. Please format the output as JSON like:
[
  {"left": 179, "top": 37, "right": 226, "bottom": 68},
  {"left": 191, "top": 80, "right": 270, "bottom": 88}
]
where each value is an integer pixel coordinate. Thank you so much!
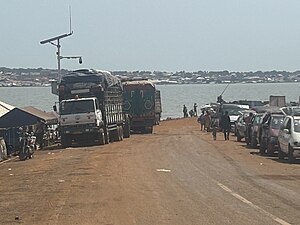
[
  {"left": 288, "top": 146, "right": 295, "bottom": 164},
  {"left": 123, "top": 123, "right": 130, "bottom": 138},
  {"left": 98, "top": 129, "right": 105, "bottom": 145},
  {"left": 266, "top": 142, "right": 274, "bottom": 156},
  {"left": 278, "top": 145, "right": 285, "bottom": 160},
  {"left": 104, "top": 129, "right": 110, "bottom": 144},
  {"left": 111, "top": 128, "right": 119, "bottom": 142},
  {"left": 145, "top": 126, "right": 153, "bottom": 134},
  {"left": 61, "top": 135, "right": 71, "bottom": 148},
  {"left": 119, "top": 126, "right": 124, "bottom": 141}
]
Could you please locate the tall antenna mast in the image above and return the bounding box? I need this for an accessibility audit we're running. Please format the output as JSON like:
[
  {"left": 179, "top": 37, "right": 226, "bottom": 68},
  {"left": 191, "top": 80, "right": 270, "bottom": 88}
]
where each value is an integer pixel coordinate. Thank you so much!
[{"left": 69, "top": 6, "right": 72, "bottom": 34}]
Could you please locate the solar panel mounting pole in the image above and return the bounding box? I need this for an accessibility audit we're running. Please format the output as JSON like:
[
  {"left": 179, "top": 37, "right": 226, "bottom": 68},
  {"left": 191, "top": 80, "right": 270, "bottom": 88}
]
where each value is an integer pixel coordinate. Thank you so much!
[
  {"left": 40, "top": 32, "right": 73, "bottom": 83},
  {"left": 40, "top": 7, "right": 74, "bottom": 83}
]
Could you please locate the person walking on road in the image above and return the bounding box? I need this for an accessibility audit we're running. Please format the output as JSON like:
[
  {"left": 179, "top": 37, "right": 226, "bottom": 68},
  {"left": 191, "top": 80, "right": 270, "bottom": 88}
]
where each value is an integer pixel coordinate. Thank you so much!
[
  {"left": 204, "top": 111, "right": 211, "bottom": 132},
  {"left": 198, "top": 111, "right": 205, "bottom": 131},
  {"left": 193, "top": 103, "right": 198, "bottom": 116},
  {"left": 220, "top": 111, "right": 231, "bottom": 140},
  {"left": 183, "top": 105, "right": 188, "bottom": 118},
  {"left": 244, "top": 112, "right": 254, "bottom": 145},
  {"left": 212, "top": 122, "right": 217, "bottom": 140}
]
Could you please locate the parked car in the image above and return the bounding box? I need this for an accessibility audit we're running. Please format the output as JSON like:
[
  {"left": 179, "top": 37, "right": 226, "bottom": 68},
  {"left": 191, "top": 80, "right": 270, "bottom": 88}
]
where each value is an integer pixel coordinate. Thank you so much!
[
  {"left": 278, "top": 115, "right": 300, "bottom": 163},
  {"left": 248, "top": 113, "right": 264, "bottom": 147},
  {"left": 235, "top": 110, "right": 255, "bottom": 142},
  {"left": 235, "top": 115, "right": 247, "bottom": 141},
  {"left": 259, "top": 114, "right": 284, "bottom": 155},
  {"left": 281, "top": 106, "right": 300, "bottom": 116},
  {"left": 219, "top": 104, "right": 249, "bottom": 132}
]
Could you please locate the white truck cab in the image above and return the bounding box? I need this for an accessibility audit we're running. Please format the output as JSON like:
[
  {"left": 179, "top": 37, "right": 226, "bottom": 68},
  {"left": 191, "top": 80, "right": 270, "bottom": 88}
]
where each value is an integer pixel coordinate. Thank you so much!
[{"left": 58, "top": 97, "right": 104, "bottom": 147}]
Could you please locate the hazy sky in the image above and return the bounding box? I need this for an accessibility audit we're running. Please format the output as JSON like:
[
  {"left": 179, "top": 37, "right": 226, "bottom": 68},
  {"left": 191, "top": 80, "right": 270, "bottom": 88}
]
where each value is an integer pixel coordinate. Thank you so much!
[{"left": 1, "top": 0, "right": 300, "bottom": 72}]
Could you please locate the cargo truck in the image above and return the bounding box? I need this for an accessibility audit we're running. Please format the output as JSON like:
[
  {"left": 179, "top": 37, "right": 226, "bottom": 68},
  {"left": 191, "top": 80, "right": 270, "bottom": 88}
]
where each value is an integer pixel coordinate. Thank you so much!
[
  {"left": 123, "top": 80, "right": 161, "bottom": 133},
  {"left": 54, "top": 69, "right": 130, "bottom": 147}
]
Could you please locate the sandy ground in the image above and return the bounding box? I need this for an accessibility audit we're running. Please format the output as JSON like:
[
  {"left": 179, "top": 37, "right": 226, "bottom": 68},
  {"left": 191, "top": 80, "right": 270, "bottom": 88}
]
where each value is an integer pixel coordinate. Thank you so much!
[{"left": 0, "top": 117, "right": 299, "bottom": 225}]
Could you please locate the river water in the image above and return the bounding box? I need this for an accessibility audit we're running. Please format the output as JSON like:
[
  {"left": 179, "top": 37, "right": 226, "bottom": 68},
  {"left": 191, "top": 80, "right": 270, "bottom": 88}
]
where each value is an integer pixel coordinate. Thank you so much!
[{"left": 0, "top": 83, "right": 299, "bottom": 119}]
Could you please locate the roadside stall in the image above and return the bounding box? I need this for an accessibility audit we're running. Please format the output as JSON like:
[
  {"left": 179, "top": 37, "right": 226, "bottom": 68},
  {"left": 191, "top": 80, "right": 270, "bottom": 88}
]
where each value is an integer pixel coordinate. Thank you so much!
[{"left": 0, "top": 106, "right": 58, "bottom": 152}]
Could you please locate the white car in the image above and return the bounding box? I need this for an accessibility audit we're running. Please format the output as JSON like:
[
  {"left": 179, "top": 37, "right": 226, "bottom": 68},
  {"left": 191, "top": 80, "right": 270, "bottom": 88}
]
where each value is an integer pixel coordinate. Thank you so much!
[{"left": 278, "top": 115, "right": 300, "bottom": 163}]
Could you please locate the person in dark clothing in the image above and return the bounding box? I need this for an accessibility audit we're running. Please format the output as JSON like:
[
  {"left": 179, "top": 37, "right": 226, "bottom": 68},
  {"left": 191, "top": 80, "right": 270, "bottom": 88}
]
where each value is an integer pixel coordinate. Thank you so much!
[
  {"left": 193, "top": 103, "right": 197, "bottom": 116},
  {"left": 183, "top": 105, "right": 188, "bottom": 118},
  {"left": 35, "top": 120, "right": 45, "bottom": 149},
  {"left": 220, "top": 111, "right": 231, "bottom": 140}
]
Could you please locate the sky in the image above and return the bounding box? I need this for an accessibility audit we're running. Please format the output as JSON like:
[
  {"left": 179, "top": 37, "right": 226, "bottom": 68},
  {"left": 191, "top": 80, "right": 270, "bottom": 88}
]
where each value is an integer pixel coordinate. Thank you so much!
[{"left": 1, "top": 0, "right": 300, "bottom": 72}]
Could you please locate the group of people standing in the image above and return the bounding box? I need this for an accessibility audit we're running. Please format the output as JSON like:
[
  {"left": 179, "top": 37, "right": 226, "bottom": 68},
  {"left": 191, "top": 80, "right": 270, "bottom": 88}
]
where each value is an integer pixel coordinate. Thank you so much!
[
  {"left": 197, "top": 110, "right": 231, "bottom": 141},
  {"left": 183, "top": 103, "right": 198, "bottom": 118},
  {"left": 183, "top": 103, "right": 232, "bottom": 141},
  {"left": 197, "top": 110, "right": 213, "bottom": 132}
]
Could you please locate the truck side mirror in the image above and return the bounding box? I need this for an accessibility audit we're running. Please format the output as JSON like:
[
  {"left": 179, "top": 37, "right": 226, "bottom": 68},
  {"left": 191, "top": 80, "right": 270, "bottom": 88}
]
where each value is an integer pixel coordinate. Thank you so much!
[{"left": 53, "top": 105, "right": 57, "bottom": 112}]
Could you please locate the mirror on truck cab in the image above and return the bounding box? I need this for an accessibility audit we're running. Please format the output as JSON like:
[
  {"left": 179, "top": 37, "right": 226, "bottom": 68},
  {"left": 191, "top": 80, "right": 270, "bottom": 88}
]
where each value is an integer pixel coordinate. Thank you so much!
[{"left": 53, "top": 105, "right": 57, "bottom": 112}]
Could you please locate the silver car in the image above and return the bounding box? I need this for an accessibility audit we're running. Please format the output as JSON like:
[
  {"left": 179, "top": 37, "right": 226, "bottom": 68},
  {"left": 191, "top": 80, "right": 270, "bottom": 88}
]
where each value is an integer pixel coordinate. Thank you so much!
[{"left": 278, "top": 115, "right": 300, "bottom": 163}]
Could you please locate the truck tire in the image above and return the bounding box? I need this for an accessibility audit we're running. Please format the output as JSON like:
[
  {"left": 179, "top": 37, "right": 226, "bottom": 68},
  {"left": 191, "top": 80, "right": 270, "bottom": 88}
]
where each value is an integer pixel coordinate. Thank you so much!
[
  {"left": 288, "top": 145, "right": 295, "bottom": 164},
  {"left": 61, "top": 135, "right": 71, "bottom": 148},
  {"left": 104, "top": 128, "right": 110, "bottom": 144},
  {"left": 98, "top": 129, "right": 105, "bottom": 145},
  {"left": 123, "top": 123, "right": 130, "bottom": 138},
  {"left": 119, "top": 126, "right": 124, "bottom": 141},
  {"left": 145, "top": 126, "right": 153, "bottom": 134},
  {"left": 278, "top": 145, "right": 285, "bottom": 160}
]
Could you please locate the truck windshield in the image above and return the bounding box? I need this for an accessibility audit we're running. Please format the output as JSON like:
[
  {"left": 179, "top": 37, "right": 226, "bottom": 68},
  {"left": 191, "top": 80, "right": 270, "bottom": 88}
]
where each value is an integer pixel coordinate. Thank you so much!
[{"left": 60, "top": 100, "right": 95, "bottom": 115}]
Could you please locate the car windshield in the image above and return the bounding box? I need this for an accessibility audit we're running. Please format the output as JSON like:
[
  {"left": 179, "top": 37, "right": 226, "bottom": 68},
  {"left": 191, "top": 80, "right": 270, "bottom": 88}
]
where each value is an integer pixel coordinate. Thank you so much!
[
  {"left": 227, "top": 109, "right": 242, "bottom": 116},
  {"left": 60, "top": 99, "right": 95, "bottom": 115},
  {"left": 270, "top": 116, "right": 284, "bottom": 129},
  {"left": 294, "top": 119, "right": 300, "bottom": 132}
]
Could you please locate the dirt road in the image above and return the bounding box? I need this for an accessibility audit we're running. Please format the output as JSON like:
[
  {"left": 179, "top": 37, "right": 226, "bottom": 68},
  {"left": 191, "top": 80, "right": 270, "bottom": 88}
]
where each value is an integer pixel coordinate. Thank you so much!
[{"left": 0, "top": 118, "right": 299, "bottom": 225}]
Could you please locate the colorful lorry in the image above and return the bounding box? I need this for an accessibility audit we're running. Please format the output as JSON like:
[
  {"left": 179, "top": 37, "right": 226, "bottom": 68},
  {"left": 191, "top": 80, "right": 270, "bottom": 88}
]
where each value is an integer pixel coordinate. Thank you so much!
[{"left": 123, "top": 80, "right": 161, "bottom": 133}]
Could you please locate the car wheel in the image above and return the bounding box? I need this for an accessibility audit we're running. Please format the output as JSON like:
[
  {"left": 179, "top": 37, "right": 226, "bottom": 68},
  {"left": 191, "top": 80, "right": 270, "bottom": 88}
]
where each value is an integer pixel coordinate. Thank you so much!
[
  {"left": 288, "top": 145, "right": 295, "bottom": 164},
  {"left": 266, "top": 142, "right": 274, "bottom": 156},
  {"left": 278, "top": 144, "right": 285, "bottom": 160}
]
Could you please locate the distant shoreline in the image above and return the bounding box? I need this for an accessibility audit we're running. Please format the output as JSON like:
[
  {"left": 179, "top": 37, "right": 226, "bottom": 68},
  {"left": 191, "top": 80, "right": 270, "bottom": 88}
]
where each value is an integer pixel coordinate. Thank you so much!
[{"left": 0, "top": 80, "right": 299, "bottom": 88}]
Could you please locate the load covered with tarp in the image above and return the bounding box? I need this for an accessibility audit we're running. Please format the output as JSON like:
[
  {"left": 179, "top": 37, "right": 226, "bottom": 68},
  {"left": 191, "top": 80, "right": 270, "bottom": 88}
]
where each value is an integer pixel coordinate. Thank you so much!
[
  {"left": 61, "top": 69, "right": 122, "bottom": 89},
  {"left": 59, "top": 69, "right": 123, "bottom": 102}
]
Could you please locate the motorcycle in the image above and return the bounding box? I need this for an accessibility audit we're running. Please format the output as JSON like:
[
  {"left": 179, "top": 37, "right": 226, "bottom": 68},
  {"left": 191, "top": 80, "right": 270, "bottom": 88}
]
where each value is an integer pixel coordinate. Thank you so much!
[{"left": 19, "top": 131, "right": 36, "bottom": 161}]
